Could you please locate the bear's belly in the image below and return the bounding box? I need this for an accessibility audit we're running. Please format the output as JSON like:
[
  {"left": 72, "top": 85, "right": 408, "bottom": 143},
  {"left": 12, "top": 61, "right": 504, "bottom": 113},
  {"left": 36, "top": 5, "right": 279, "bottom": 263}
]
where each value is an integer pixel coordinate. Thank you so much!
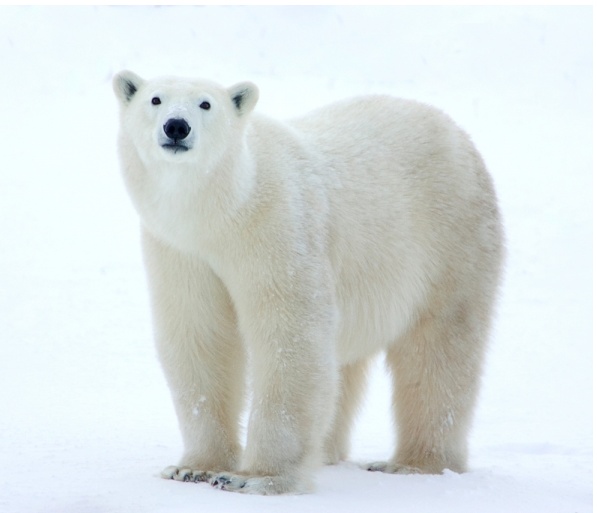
[{"left": 333, "top": 270, "right": 427, "bottom": 364}]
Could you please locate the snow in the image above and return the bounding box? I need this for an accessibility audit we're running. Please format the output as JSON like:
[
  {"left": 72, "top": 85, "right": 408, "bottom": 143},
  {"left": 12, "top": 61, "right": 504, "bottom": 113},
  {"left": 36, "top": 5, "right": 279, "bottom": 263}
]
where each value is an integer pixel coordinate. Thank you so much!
[{"left": 0, "top": 5, "right": 591, "bottom": 512}]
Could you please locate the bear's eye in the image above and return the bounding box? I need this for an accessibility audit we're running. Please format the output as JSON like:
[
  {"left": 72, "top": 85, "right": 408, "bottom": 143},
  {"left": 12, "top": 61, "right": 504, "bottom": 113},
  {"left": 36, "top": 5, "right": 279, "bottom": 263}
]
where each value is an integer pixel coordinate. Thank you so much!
[
  {"left": 199, "top": 101, "right": 211, "bottom": 110},
  {"left": 151, "top": 97, "right": 161, "bottom": 106}
]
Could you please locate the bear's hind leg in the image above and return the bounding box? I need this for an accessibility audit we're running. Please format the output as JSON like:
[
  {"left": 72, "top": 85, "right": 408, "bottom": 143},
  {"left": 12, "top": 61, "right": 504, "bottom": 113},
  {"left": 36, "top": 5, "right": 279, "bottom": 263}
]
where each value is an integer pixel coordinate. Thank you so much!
[
  {"left": 369, "top": 302, "right": 489, "bottom": 475},
  {"left": 323, "top": 358, "right": 371, "bottom": 464}
]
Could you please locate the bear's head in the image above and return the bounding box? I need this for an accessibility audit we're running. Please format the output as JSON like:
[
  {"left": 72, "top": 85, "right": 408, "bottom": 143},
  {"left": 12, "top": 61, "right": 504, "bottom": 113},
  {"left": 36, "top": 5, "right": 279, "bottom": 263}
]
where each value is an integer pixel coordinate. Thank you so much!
[{"left": 113, "top": 71, "right": 259, "bottom": 168}]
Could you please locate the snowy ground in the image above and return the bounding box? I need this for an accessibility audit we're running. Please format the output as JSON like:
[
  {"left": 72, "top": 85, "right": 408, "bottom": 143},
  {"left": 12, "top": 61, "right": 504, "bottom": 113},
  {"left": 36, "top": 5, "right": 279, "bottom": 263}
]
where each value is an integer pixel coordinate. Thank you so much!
[{"left": 0, "top": 6, "right": 592, "bottom": 513}]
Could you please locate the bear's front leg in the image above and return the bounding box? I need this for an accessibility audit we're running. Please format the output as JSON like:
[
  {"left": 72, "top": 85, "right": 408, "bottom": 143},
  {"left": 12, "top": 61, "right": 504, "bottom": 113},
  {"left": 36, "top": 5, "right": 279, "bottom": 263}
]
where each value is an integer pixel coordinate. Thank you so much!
[
  {"left": 210, "top": 267, "right": 339, "bottom": 495},
  {"left": 142, "top": 231, "right": 245, "bottom": 478}
]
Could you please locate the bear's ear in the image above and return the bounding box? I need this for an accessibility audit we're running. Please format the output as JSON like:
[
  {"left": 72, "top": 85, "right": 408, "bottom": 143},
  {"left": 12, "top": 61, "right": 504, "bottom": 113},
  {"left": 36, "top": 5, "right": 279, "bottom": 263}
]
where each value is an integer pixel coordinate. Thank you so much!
[
  {"left": 228, "top": 82, "right": 259, "bottom": 117},
  {"left": 113, "top": 70, "right": 145, "bottom": 105}
]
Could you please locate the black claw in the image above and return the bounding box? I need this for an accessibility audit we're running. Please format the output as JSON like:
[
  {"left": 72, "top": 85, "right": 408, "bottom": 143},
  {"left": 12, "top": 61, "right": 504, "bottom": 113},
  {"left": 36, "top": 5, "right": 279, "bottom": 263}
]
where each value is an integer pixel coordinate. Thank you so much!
[{"left": 212, "top": 477, "right": 230, "bottom": 489}]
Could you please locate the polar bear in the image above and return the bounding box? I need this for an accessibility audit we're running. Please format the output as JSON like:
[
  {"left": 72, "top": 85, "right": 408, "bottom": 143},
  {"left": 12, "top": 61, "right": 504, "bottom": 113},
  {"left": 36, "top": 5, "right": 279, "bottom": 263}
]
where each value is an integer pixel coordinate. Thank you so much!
[{"left": 113, "top": 71, "right": 503, "bottom": 495}]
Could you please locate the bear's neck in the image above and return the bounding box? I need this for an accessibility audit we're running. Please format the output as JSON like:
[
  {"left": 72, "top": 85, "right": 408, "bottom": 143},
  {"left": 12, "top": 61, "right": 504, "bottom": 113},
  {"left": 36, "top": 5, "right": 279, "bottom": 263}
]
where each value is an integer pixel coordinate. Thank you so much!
[{"left": 134, "top": 139, "right": 256, "bottom": 255}]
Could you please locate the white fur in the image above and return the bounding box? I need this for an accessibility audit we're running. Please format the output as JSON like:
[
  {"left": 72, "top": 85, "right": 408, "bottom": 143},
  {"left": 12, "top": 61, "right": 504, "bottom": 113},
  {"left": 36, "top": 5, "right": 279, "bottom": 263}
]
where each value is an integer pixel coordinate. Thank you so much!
[{"left": 113, "top": 71, "right": 504, "bottom": 495}]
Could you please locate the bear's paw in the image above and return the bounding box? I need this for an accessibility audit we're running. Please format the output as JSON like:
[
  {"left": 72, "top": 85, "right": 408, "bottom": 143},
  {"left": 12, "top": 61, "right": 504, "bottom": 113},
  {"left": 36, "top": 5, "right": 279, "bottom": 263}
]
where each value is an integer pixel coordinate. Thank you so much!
[
  {"left": 210, "top": 472, "right": 306, "bottom": 495},
  {"left": 364, "top": 461, "right": 424, "bottom": 475},
  {"left": 161, "top": 465, "right": 214, "bottom": 483}
]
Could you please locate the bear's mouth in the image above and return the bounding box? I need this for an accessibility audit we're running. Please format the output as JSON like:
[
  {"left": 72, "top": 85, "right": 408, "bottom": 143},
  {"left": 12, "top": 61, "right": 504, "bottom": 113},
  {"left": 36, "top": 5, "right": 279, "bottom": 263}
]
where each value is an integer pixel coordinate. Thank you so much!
[{"left": 162, "top": 143, "right": 190, "bottom": 153}]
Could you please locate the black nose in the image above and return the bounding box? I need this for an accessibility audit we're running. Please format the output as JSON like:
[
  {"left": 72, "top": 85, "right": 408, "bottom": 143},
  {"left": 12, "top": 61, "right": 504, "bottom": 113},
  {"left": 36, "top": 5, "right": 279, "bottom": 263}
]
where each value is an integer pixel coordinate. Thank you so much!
[{"left": 163, "top": 118, "right": 191, "bottom": 141}]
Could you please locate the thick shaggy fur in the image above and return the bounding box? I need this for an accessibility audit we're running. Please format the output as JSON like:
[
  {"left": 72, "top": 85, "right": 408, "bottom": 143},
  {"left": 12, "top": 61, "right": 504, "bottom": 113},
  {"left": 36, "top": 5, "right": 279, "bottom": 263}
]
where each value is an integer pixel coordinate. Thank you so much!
[{"left": 113, "top": 71, "right": 503, "bottom": 495}]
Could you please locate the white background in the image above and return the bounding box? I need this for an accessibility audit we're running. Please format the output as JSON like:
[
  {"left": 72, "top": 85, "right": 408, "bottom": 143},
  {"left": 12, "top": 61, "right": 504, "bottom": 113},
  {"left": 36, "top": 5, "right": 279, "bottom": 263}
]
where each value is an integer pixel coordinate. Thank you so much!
[{"left": 0, "top": 6, "right": 592, "bottom": 513}]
